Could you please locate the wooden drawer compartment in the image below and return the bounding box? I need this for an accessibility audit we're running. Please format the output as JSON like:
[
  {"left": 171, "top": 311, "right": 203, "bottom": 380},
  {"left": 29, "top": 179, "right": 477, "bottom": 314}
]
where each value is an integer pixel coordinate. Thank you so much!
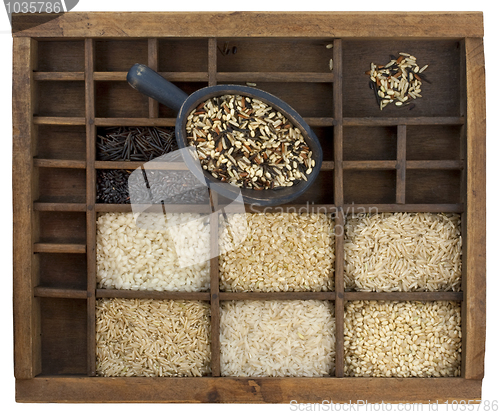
[{"left": 12, "top": 12, "right": 485, "bottom": 404}]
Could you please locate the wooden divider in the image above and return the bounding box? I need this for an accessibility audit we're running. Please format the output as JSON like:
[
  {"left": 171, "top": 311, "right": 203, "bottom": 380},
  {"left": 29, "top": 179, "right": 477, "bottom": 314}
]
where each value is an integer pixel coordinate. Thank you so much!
[
  {"left": 208, "top": 38, "right": 222, "bottom": 377},
  {"left": 396, "top": 124, "right": 407, "bottom": 204},
  {"left": 148, "top": 38, "right": 159, "bottom": 119},
  {"left": 332, "top": 38, "right": 344, "bottom": 378},
  {"left": 85, "top": 38, "right": 97, "bottom": 376}
]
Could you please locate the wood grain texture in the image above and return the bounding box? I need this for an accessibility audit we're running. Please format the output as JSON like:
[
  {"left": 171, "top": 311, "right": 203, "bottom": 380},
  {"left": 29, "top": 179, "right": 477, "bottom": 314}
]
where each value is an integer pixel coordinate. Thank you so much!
[
  {"left": 209, "top": 193, "right": 221, "bottom": 377},
  {"left": 13, "top": 37, "right": 38, "bottom": 379},
  {"left": 12, "top": 12, "right": 483, "bottom": 38},
  {"left": 396, "top": 125, "right": 407, "bottom": 204},
  {"left": 34, "top": 203, "right": 87, "bottom": 212},
  {"left": 85, "top": 38, "right": 97, "bottom": 376},
  {"left": 16, "top": 377, "right": 482, "bottom": 403},
  {"left": 34, "top": 287, "right": 88, "bottom": 299},
  {"left": 33, "top": 243, "right": 86, "bottom": 254},
  {"left": 33, "top": 159, "right": 86, "bottom": 169},
  {"left": 208, "top": 38, "right": 217, "bottom": 87},
  {"left": 148, "top": 38, "right": 159, "bottom": 118},
  {"left": 463, "top": 37, "right": 486, "bottom": 380}
]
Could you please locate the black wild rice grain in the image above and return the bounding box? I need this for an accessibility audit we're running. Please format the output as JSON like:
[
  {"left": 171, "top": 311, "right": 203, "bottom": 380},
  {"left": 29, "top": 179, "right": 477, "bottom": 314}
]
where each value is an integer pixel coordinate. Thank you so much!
[
  {"left": 96, "top": 127, "right": 177, "bottom": 161},
  {"left": 97, "top": 169, "right": 210, "bottom": 205}
]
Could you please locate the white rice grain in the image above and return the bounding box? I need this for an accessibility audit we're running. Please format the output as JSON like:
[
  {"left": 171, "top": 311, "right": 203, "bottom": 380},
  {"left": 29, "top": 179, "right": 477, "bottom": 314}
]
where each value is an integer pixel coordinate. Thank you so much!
[
  {"left": 96, "top": 212, "right": 210, "bottom": 291},
  {"left": 220, "top": 300, "right": 335, "bottom": 377}
]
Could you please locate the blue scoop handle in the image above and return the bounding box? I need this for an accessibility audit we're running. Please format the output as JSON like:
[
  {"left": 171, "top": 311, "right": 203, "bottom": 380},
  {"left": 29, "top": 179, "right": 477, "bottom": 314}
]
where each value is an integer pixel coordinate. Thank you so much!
[{"left": 127, "top": 63, "right": 189, "bottom": 113}]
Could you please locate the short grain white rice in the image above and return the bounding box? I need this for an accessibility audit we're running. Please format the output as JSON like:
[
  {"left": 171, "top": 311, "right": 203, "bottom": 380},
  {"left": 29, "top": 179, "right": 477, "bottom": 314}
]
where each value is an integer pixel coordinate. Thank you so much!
[
  {"left": 96, "top": 212, "right": 210, "bottom": 291},
  {"left": 344, "top": 213, "right": 461, "bottom": 292},
  {"left": 220, "top": 300, "right": 335, "bottom": 377},
  {"left": 219, "top": 213, "right": 335, "bottom": 292},
  {"left": 344, "top": 300, "right": 461, "bottom": 377},
  {"left": 96, "top": 298, "right": 211, "bottom": 377}
]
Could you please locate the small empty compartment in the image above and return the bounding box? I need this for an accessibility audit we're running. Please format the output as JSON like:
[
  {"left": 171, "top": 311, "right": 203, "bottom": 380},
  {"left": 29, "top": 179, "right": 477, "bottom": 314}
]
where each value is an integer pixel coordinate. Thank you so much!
[
  {"left": 37, "top": 40, "right": 85, "bottom": 72},
  {"left": 344, "top": 126, "right": 397, "bottom": 160},
  {"left": 37, "top": 167, "right": 86, "bottom": 203},
  {"left": 217, "top": 38, "right": 333, "bottom": 73},
  {"left": 406, "top": 170, "right": 461, "bottom": 204},
  {"left": 342, "top": 40, "right": 462, "bottom": 118},
  {"left": 36, "top": 81, "right": 85, "bottom": 117},
  {"left": 36, "top": 211, "right": 86, "bottom": 245},
  {"left": 158, "top": 82, "right": 208, "bottom": 118},
  {"left": 95, "top": 40, "right": 148, "bottom": 72},
  {"left": 39, "top": 297, "right": 87, "bottom": 375},
  {"left": 95, "top": 81, "right": 149, "bottom": 118},
  {"left": 344, "top": 170, "right": 396, "bottom": 204},
  {"left": 292, "top": 170, "right": 334, "bottom": 205},
  {"left": 37, "top": 253, "right": 87, "bottom": 290},
  {"left": 158, "top": 39, "right": 208, "bottom": 72},
  {"left": 407, "top": 125, "right": 462, "bottom": 160},
  {"left": 36, "top": 125, "right": 86, "bottom": 160},
  {"left": 312, "top": 126, "right": 334, "bottom": 161}
]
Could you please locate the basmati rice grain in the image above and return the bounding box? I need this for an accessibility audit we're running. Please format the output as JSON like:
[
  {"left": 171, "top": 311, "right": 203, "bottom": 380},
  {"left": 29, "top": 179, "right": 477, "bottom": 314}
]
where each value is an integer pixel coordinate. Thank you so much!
[{"left": 220, "top": 300, "right": 335, "bottom": 377}]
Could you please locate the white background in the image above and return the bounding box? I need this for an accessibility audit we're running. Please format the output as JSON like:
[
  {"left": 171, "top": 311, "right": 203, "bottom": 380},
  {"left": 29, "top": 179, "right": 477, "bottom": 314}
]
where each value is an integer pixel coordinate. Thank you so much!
[{"left": 0, "top": 1, "right": 498, "bottom": 413}]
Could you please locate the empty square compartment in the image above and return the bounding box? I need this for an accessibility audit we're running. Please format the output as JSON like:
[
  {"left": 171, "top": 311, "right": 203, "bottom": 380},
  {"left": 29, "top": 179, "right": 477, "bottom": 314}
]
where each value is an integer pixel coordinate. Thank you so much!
[
  {"left": 36, "top": 167, "right": 86, "bottom": 203},
  {"left": 95, "top": 40, "right": 148, "bottom": 72},
  {"left": 36, "top": 81, "right": 85, "bottom": 117},
  {"left": 158, "top": 39, "right": 208, "bottom": 72},
  {"left": 36, "top": 125, "right": 86, "bottom": 161},
  {"left": 342, "top": 40, "right": 462, "bottom": 118},
  {"left": 95, "top": 81, "right": 149, "bottom": 118},
  {"left": 37, "top": 253, "right": 87, "bottom": 290},
  {"left": 406, "top": 125, "right": 462, "bottom": 160},
  {"left": 39, "top": 297, "right": 88, "bottom": 375},
  {"left": 344, "top": 126, "right": 397, "bottom": 161},
  {"left": 312, "top": 126, "right": 334, "bottom": 161},
  {"left": 216, "top": 38, "right": 333, "bottom": 73},
  {"left": 406, "top": 170, "right": 461, "bottom": 204},
  {"left": 36, "top": 211, "right": 86, "bottom": 245},
  {"left": 292, "top": 170, "right": 334, "bottom": 205},
  {"left": 343, "top": 170, "right": 396, "bottom": 205},
  {"left": 37, "top": 40, "right": 85, "bottom": 72},
  {"left": 228, "top": 82, "right": 333, "bottom": 118}
]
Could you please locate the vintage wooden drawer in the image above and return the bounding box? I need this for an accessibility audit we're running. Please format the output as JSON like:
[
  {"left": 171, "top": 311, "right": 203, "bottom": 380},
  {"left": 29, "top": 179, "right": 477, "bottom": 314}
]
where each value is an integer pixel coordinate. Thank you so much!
[{"left": 12, "top": 12, "right": 485, "bottom": 403}]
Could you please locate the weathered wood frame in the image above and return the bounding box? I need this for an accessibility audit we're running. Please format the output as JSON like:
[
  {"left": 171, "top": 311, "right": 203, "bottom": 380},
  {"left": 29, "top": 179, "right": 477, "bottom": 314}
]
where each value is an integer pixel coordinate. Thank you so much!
[{"left": 12, "top": 12, "right": 486, "bottom": 403}]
